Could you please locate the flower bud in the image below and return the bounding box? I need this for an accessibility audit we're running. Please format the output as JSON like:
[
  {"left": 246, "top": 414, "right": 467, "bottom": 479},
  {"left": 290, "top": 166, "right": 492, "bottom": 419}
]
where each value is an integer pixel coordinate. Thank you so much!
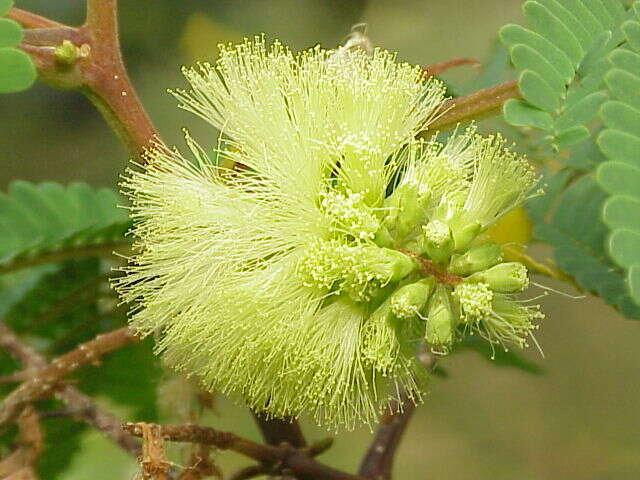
[
  {"left": 448, "top": 243, "right": 502, "bottom": 276},
  {"left": 382, "top": 184, "right": 428, "bottom": 241},
  {"left": 367, "top": 248, "right": 418, "bottom": 282},
  {"left": 421, "top": 220, "right": 453, "bottom": 262},
  {"left": 425, "top": 285, "right": 457, "bottom": 348},
  {"left": 469, "top": 262, "right": 529, "bottom": 293},
  {"left": 390, "top": 278, "right": 436, "bottom": 319},
  {"left": 450, "top": 219, "right": 482, "bottom": 251}
]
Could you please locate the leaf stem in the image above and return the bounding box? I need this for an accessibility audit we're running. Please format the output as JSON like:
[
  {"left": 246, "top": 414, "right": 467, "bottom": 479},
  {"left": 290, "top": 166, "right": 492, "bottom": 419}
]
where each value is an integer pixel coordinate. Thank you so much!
[{"left": 429, "top": 80, "right": 521, "bottom": 131}]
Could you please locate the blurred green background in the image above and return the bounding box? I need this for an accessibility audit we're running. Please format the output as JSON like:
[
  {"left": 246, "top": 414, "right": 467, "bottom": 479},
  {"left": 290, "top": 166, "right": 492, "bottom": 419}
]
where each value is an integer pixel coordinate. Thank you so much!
[{"left": 1, "top": 1, "right": 639, "bottom": 479}]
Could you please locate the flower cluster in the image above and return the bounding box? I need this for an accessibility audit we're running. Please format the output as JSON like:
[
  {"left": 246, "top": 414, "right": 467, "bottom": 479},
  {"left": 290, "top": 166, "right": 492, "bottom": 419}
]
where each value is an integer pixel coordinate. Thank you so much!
[{"left": 116, "top": 37, "right": 543, "bottom": 430}]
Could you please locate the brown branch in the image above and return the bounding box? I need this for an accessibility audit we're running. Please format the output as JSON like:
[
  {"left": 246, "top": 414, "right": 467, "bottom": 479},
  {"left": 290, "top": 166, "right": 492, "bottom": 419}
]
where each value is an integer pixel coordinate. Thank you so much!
[
  {"left": 0, "top": 407, "right": 43, "bottom": 480},
  {"left": 398, "top": 249, "right": 462, "bottom": 286},
  {"left": 422, "top": 57, "right": 480, "bottom": 77},
  {"left": 252, "top": 412, "right": 307, "bottom": 448},
  {"left": 177, "top": 445, "right": 221, "bottom": 480},
  {"left": 6, "top": 8, "right": 64, "bottom": 29},
  {"left": 428, "top": 80, "right": 520, "bottom": 131},
  {"left": 359, "top": 352, "right": 437, "bottom": 480},
  {"left": 0, "top": 322, "right": 141, "bottom": 456},
  {"left": 230, "top": 465, "right": 269, "bottom": 480},
  {"left": 123, "top": 422, "right": 364, "bottom": 480},
  {"left": 12, "top": 2, "right": 159, "bottom": 157},
  {"left": 139, "top": 423, "right": 171, "bottom": 480},
  {"left": 0, "top": 327, "right": 138, "bottom": 428}
]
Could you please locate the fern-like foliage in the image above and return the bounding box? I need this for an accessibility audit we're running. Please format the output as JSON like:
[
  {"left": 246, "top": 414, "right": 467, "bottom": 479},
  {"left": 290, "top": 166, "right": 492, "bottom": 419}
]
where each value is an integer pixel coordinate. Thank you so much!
[
  {"left": 528, "top": 171, "right": 640, "bottom": 319},
  {"left": 597, "top": 2, "right": 640, "bottom": 306},
  {"left": 0, "top": 181, "right": 130, "bottom": 270},
  {"left": 500, "top": 0, "right": 627, "bottom": 152}
]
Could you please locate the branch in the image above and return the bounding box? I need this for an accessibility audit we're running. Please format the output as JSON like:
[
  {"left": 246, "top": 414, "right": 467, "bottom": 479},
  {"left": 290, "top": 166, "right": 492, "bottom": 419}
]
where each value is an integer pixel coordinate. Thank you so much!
[
  {"left": 359, "top": 352, "right": 437, "bottom": 480},
  {"left": 123, "top": 423, "right": 364, "bottom": 480},
  {"left": 428, "top": 80, "right": 520, "bottom": 131},
  {"left": 252, "top": 412, "right": 307, "bottom": 448},
  {"left": 12, "top": 2, "right": 159, "bottom": 157},
  {"left": 6, "top": 8, "right": 64, "bottom": 29},
  {"left": 138, "top": 423, "right": 171, "bottom": 480},
  {"left": 0, "top": 327, "right": 138, "bottom": 428},
  {"left": 0, "top": 406, "right": 43, "bottom": 480},
  {"left": 422, "top": 57, "right": 480, "bottom": 77}
]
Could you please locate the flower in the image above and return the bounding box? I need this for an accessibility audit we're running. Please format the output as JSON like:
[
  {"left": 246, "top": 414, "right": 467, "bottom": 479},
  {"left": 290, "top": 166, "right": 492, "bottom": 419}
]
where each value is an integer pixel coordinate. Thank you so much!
[{"left": 116, "top": 37, "right": 543, "bottom": 430}]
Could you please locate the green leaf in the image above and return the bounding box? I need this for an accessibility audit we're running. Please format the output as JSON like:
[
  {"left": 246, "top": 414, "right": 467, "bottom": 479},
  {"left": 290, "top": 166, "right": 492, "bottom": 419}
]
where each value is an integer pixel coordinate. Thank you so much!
[
  {"left": 0, "top": 182, "right": 130, "bottom": 271},
  {"left": 524, "top": 1, "right": 584, "bottom": 66},
  {"left": 503, "top": 98, "right": 553, "bottom": 130},
  {"left": 537, "top": 0, "right": 593, "bottom": 49},
  {"left": 499, "top": 24, "right": 574, "bottom": 81},
  {"left": 0, "top": 48, "right": 36, "bottom": 93},
  {"left": 600, "top": 101, "right": 640, "bottom": 137},
  {"left": 554, "top": 91, "right": 607, "bottom": 132},
  {"left": 597, "top": 129, "right": 640, "bottom": 167},
  {"left": 529, "top": 174, "right": 640, "bottom": 318},
  {"left": 554, "top": 125, "right": 590, "bottom": 150},
  {"left": 519, "top": 69, "right": 561, "bottom": 111},
  {"left": 561, "top": 0, "right": 608, "bottom": 38},
  {"left": 603, "top": 196, "right": 640, "bottom": 230},
  {"left": 622, "top": 20, "right": 640, "bottom": 52},
  {"left": 609, "top": 229, "right": 640, "bottom": 267},
  {"left": 605, "top": 69, "right": 640, "bottom": 110},
  {"left": 511, "top": 43, "right": 566, "bottom": 91},
  {"left": 0, "top": 18, "right": 22, "bottom": 48},
  {"left": 597, "top": 162, "right": 640, "bottom": 197},
  {"left": 609, "top": 49, "right": 640, "bottom": 76},
  {"left": 0, "top": 0, "right": 12, "bottom": 16}
]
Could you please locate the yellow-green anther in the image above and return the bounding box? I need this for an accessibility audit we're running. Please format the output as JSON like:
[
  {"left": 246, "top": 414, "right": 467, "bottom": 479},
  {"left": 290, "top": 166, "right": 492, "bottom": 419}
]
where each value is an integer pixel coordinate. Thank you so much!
[
  {"left": 469, "top": 262, "right": 529, "bottom": 293},
  {"left": 362, "top": 298, "right": 398, "bottom": 375},
  {"left": 453, "top": 282, "right": 494, "bottom": 322},
  {"left": 425, "top": 284, "right": 457, "bottom": 348},
  {"left": 321, "top": 189, "right": 380, "bottom": 241},
  {"left": 421, "top": 220, "right": 453, "bottom": 262},
  {"left": 448, "top": 243, "right": 502, "bottom": 276},
  {"left": 390, "top": 278, "right": 436, "bottom": 319}
]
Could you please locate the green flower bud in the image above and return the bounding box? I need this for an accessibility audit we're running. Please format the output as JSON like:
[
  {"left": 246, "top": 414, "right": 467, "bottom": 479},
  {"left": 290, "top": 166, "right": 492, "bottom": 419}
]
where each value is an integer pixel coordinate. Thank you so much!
[
  {"left": 448, "top": 243, "right": 502, "bottom": 276},
  {"left": 368, "top": 248, "right": 418, "bottom": 282},
  {"left": 390, "top": 278, "right": 436, "bottom": 319},
  {"left": 450, "top": 219, "right": 482, "bottom": 251},
  {"left": 421, "top": 220, "right": 453, "bottom": 262},
  {"left": 425, "top": 284, "right": 457, "bottom": 348},
  {"left": 468, "top": 262, "right": 529, "bottom": 293},
  {"left": 383, "top": 184, "right": 428, "bottom": 241}
]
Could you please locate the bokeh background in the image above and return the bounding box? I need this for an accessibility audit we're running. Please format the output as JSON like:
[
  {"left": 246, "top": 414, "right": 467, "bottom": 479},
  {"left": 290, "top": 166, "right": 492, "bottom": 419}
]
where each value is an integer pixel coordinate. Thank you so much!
[{"left": 1, "top": 1, "right": 639, "bottom": 479}]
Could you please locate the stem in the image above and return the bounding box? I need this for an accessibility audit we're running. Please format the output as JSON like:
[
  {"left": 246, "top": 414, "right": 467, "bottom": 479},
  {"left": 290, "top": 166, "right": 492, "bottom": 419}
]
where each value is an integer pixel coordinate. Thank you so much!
[
  {"left": 123, "top": 422, "right": 364, "bottom": 480},
  {"left": 7, "top": 8, "right": 63, "bottom": 29},
  {"left": 0, "top": 322, "right": 141, "bottom": 456},
  {"left": 429, "top": 80, "right": 520, "bottom": 131},
  {"left": 359, "top": 352, "right": 437, "bottom": 480},
  {"left": 0, "top": 327, "right": 138, "bottom": 428},
  {"left": 252, "top": 412, "right": 307, "bottom": 448}
]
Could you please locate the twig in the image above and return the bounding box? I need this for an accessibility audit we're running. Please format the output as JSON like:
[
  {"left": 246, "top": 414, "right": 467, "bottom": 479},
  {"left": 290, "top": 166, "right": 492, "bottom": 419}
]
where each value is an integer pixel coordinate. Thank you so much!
[
  {"left": 359, "top": 352, "right": 437, "bottom": 480},
  {"left": 6, "top": 8, "right": 63, "bottom": 29},
  {"left": 10, "top": 2, "right": 159, "bottom": 157},
  {"left": 123, "top": 422, "right": 364, "bottom": 480},
  {"left": 139, "top": 423, "right": 171, "bottom": 480},
  {"left": 252, "top": 412, "right": 307, "bottom": 448},
  {"left": 0, "top": 322, "right": 141, "bottom": 456},
  {"left": 0, "top": 327, "right": 138, "bottom": 428},
  {"left": 0, "top": 407, "right": 43, "bottom": 480},
  {"left": 423, "top": 57, "right": 480, "bottom": 77},
  {"left": 428, "top": 80, "right": 520, "bottom": 131}
]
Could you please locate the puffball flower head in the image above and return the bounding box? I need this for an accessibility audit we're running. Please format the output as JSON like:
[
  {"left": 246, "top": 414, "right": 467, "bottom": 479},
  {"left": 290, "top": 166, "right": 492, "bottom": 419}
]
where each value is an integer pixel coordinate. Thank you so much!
[{"left": 116, "top": 37, "right": 543, "bottom": 430}]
